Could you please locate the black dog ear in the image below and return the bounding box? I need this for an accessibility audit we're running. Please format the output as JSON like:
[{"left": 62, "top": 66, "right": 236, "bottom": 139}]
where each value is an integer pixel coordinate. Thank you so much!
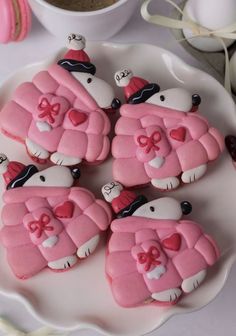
[
  {"left": 128, "top": 83, "right": 160, "bottom": 104},
  {"left": 7, "top": 165, "right": 38, "bottom": 190},
  {"left": 71, "top": 167, "right": 81, "bottom": 180},
  {"left": 57, "top": 59, "right": 96, "bottom": 76},
  {"left": 181, "top": 201, "right": 192, "bottom": 215},
  {"left": 192, "top": 94, "right": 201, "bottom": 107}
]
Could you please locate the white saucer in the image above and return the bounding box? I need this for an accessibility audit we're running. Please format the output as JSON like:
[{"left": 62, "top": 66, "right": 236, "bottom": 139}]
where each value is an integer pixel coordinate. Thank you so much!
[{"left": 0, "top": 42, "right": 235, "bottom": 336}]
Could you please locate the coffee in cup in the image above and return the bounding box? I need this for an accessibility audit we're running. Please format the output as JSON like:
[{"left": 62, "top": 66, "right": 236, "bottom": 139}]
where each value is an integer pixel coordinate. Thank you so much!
[{"left": 45, "top": 0, "right": 118, "bottom": 12}]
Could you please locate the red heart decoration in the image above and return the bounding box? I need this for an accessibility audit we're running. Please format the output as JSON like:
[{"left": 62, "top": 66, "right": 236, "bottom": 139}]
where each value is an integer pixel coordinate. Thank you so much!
[
  {"left": 69, "top": 109, "right": 88, "bottom": 126},
  {"left": 162, "top": 233, "right": 181, "bottom": 251},
  {"left": 170, "top": 127, "right": 186, "bottom": 142},
  {"left": 54, "top": 201, "right": 74, "bottom": 219}
]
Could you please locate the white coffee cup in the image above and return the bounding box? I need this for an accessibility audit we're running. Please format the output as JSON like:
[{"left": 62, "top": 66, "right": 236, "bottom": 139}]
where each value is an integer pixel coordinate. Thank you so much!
[{"left": 28, "top": 0, "right": 139, "bottom": 40}]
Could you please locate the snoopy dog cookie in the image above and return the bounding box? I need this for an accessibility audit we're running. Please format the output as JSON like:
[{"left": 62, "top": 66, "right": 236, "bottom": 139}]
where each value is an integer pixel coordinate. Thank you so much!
[
  {"left": 102, "top": 182, "right": 220, "bottom": 307},
  {"left": 0, "top": 34, "right": 121, "bottom": 166},
  {"left": 112, "top": 69, "right": 224, "bottom": 190},
  {"left": 0, "top": 154, "right": 111, "bottom": 279}
]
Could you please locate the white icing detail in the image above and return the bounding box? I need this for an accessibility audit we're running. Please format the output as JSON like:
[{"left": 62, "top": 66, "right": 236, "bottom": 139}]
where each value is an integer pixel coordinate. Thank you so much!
[
  {"left": 24, "top": 166, "right": 74, "bottom": 188},
  {"left": 67, "top": 33, "right": 86, "bottom": 50},
  {"left": 101, "top": 181, "right": 123, "bottom": 203},
  {"left": 147, "top": 88, "right": 192, "bottom": 112},
  {"left": 151, "top": 288, "right": 182, "bottom": 302},
  {"left": 25, "top": 138, "right": 50, "bottom": 160},
  {"left": 132, "top": 84, "right": 156, "bottom": 102},
  {"left": 181, "top": 164, "right": 207, "bottom": 184},
  {"left": 36, "top": 121, "right": 52, "bottom": 132},
  {"left": 181, "top": 269, "right": 207, "bottom": 293},
  {"left": 48, "top": 255, "right": 77, "bottom": 270},
  {"left": 77, "top": 234, "right": 100, "bottom": 258},
  {"left": 71, "top": 72, "right": 115, "bottom": 109},
  {"left": 0, "top": 154, "right": 9, "bottom": 174},
  {"left": 151, "top": 176, "right": 180, "bottom": 190},
  {"left": 147, "top": 265, "right": 166, "bottom": 280},
  {"left": 42, "top": 236, "right": 58, "bottom": 248},
  {"left": 114, "top": 68, "right": 133, "bottom": 87},
  {"left": 132, "top": 197, "right": 182, "bottom": 220},
  {"left": 149, "top": 156, "right": 165, "bottom": 169},
  {"left": 50, "top": 152, "right": 82, "bottom": 166}
]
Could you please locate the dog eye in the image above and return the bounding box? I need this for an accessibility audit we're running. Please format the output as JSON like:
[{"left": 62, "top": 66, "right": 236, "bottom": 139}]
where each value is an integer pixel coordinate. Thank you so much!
[
  {"left": 150, "top": 206, "right": 155, "bottom": 212},
  {"left": 72, "top": 34, "right": 76, "bottom": 39},
  {"left": 40, "top": 175, "right": 46, "bottom": 182},
  {"left": 160, "top": 95, "right": 165, "bottom": 101},
  {"left": 87, "top": 78, "right": 92, "bottom": 84}
]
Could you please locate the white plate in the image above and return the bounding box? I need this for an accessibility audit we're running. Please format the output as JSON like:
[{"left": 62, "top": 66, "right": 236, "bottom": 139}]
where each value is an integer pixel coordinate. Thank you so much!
[{"left": 0, "top": 43, "right": 236, "bottom": 336}]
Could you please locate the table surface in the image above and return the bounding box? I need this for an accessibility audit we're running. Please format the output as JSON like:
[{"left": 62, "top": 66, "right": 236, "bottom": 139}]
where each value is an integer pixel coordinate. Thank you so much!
[{"left": 0, "top": 1, "right": 236, "bottom": 335}]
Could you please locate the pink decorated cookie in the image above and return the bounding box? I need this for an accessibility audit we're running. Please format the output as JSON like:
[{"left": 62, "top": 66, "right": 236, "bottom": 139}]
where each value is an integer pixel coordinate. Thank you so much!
[
  {"left": 112, "top": 70, "right": 224, "bottom": 190},
  {"left": 102, "top": 183, "right": 220, "bottom": 307},
  {"left": 0, "top": 154, "right": 111, "bottom": 279},
  {"left": 0, "top": 34, "right": 120, "bottom": 166}
]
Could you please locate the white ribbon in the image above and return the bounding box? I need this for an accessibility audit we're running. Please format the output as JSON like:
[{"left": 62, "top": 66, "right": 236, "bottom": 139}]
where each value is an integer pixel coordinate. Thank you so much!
[
  {"left": 141, "top": 0, "right": 236, "bottom": 93},
  {"left": 0, "top": 317, "right": 69, "bottom": 336}
]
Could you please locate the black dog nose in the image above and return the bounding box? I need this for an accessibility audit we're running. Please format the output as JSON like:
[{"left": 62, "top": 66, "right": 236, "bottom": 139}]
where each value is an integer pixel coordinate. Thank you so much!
[
  {"left": 181, "top": 201, "right": 192, "bottom": 215},
  {"left": 71, "top": 167, "right": 81, "bottom": 180},
  {"left": 192, "top": 94, "right": 201, "bottom": 106},
  {"left": 111, "top": 98, "right": 121, "bottom": 110}
]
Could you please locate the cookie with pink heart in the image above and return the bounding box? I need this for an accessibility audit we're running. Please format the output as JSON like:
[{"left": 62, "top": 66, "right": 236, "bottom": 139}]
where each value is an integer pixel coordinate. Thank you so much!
[
  {"left": 102, "top": 182, "right": 220, "bottom": 307},
  {"left": 113, "top": 70, "right": 224, "bottom": 190},
  {"left": 0, "top": 154, "right": 112, "bottom": 279},
  {"left": 0, "top": 34, "right": 121, "bottom": 166}
]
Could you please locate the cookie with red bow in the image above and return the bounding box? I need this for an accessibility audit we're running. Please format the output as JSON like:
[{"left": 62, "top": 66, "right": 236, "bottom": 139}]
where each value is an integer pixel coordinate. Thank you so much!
[
  {"left": 102, "top": 185, "right": 220, "bottom": 307},
  {"left": 0, "top": 34, "right": 120, "bottom": 166},
  {"left": 113, "top": 70, "right": 224, "bottom": 190},
  {"left": 0, "top": 154, "right": 111, "bottom": 279}
]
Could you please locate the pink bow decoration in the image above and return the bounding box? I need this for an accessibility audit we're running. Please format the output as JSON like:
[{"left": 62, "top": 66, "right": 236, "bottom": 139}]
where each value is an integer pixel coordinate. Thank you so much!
[
  {"left": 137, "top": 131, "right": 161, "bottom": 153},
  {"left": 28, "top": 214, "right": 54, "bottom": 238},
  {"left": 38, "top": 98, "right": 60, "bottom": 124},
  {"left": 137, "top": 246, "right": 161, "bottom": 271}
]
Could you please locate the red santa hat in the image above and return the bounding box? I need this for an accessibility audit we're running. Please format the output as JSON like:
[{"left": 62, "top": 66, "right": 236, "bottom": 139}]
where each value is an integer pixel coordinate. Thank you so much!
[
  {"left": 115, "top": 70, "right": 160, "bottom": 104},
  {"left": 101, "top": 181, "right": 147, "bottom": 218},
  {"left": 0, "top": 155, "right": 39, "bottom": 190},
  {"left": 57, "top": 48, "right": 96, "bottom": 75},
  {"left": 124, "top": 76, "right": 160, "bottom": 104}
]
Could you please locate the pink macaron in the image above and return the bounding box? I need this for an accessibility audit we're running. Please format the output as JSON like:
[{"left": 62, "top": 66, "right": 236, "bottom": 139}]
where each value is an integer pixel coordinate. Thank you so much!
[{"left": 0, "top": 0, "right": 31, "bottom": 43}]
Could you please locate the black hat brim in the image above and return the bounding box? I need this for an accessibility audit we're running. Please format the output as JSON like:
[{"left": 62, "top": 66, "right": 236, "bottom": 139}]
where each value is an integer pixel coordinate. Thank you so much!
[
  {"left": 7, "top": 165, "right": 38, "bottom": 190},
  {"left": 116, "top": 195, "right": 148, "bottom": 218},
  {"left": 128, "top": 83, "right": 160, "bottom": 104},
  {"left": 57, "top": 59, "right": 96, "bottom": 75}
]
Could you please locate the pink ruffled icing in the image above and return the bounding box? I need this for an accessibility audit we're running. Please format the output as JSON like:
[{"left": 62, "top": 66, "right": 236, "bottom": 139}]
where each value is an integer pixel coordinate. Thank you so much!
[
  {"left": 112, "top": 103, "right": 224, "bottom": 186},
  {"left": 0, "top": 64, "right": 111, "bottom": 163},
  {"left": 0, "top": 186, "right": 111, "bottom": 279},
  {"left": 106, "top": 216, "right": 219, "bottom": 307}
]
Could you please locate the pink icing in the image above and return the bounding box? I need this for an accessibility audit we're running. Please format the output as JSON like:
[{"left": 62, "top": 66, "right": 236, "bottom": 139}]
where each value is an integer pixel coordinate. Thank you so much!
[
  {"left": 106, "top": 216, "right": 219, "bottom": 307},
  {"left": 112, "top": 103, "right": 224, "bottom": 186},
  {"left": 0, "top": 64, "right": 111, "bottom": 164},
  {"left": 0, "top": 186, "right": 111, "bottom": 279}
]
